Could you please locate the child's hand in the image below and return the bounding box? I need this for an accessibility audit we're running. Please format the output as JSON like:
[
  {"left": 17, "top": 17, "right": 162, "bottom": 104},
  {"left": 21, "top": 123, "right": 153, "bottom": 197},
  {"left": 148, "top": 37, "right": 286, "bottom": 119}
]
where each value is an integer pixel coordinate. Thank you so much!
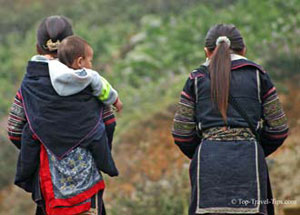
[{"left": 113, "top": 98, "right": 123, "bottom": 113}]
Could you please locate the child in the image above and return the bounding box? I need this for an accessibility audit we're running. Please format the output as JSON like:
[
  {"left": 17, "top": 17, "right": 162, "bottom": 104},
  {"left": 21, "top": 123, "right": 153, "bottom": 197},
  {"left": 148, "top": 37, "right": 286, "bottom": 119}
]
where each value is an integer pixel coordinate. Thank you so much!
[
  {"left": 48, "top": 35, "right": 123, "bottom": 113},
  {"left": 8, "top": 16, "right": 119, "bottom": 215}
]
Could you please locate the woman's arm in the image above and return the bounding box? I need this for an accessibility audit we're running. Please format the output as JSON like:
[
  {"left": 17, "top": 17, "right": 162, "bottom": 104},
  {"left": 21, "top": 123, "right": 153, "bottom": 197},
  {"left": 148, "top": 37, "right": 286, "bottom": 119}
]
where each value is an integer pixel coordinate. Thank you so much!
[
  {"left": 260, "top": 72, "right": 289, "bottom": 156},
  {"left": 7, "top": 91, "right": 27, "bottom": 149},
  {"left": 172, "top": 77, "right": 201, "bottom": 159},
  {"left": 102, "top": 105, "right": 116, "bottom": 150}
]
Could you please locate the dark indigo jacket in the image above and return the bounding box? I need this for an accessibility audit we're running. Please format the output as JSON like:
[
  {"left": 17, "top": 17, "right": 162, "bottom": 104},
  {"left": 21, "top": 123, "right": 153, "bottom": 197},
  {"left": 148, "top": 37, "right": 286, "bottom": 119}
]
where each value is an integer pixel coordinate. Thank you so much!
[
  {"left": 194, "top": 60, "right": 263, "bottom": 131},
  {"left": 15, "top": 61, "right": 118, "bottom": 197}
]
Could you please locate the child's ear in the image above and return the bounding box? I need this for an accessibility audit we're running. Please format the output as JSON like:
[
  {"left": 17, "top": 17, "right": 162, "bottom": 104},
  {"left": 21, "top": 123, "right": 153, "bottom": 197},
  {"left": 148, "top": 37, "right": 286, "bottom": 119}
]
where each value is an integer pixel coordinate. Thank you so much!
[
  {"left": 77, "top": 57, "right": 84, "bottom": 68},
  {"left": 71, "top": 57, "right": 83, "bottom": 69}
]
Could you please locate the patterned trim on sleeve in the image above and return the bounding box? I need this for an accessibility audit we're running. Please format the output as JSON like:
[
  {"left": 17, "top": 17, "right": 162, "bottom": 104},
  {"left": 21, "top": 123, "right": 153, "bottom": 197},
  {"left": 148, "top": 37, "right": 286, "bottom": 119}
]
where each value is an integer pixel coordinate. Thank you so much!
[
  {"left": 172, "top": 90, "right": 197, "bottom": 142},
  {"left": 7, "top": 91, "right": 27, "bottom": 145},
  {"left": 102, "top": 105, "right": 116, "bottom": 126},
  {"left": 262, "top": 88, "right": 288, "bottom": 139}
]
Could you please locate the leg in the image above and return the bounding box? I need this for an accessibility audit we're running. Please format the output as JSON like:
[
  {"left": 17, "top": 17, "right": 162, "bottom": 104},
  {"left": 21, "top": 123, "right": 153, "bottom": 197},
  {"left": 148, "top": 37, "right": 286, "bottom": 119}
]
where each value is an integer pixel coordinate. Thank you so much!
[
  {"left": 35, "top": 203, "right": 46, "bottom": 215},
  {"left": 97, "top": 190, "right": 106, "bottom": 215},
  {"left": 79, "top": 190, "right": 106, "bottom": 215}
]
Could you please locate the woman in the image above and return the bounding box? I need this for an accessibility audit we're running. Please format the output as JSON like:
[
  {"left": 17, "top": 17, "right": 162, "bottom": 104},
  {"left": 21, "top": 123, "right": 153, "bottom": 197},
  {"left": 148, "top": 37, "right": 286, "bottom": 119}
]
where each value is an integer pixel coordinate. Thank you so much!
[
  {"left": 172, "top": 24, "right": 288, "bottom": 215},
  {"left": 7, "top": 15, "right": 118, "bottom": 215}
]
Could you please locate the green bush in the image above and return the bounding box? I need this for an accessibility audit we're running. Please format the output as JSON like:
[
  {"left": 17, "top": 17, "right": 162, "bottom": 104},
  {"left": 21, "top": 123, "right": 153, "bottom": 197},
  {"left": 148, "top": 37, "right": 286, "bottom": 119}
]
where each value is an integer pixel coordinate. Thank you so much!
[
  {"left": 0, "top": 0, "right": 299, "bottom": 116},
  {"left": 0, "top": 0, "right": 299, "bottom": 213},
  {"left": 0, "top": 135, "right": 18, "bottom": 189}
]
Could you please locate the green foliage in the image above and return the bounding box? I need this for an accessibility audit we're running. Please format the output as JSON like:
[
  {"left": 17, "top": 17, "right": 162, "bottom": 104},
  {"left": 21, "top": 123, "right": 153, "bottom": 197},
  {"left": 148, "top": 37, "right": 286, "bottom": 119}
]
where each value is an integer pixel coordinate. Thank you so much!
[
  {"left": 0, "top": 0, "right": 299, "bottom": 213},
  {"left": 0, "top": 134, "right": 18, "bottom": 189},
  {"left": 0, "top": 0, "right": 299, "bottom": 117}
]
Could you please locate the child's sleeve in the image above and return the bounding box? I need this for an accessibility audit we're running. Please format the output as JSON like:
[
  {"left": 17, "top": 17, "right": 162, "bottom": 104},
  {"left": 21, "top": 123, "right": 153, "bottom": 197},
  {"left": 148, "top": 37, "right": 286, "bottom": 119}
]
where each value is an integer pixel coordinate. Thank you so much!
[
  {"left": 88, "top": 69, "right": 118, "bottom": 105},
  {"left": 48, "top": 60, "right": 118, "bottom": 105}
]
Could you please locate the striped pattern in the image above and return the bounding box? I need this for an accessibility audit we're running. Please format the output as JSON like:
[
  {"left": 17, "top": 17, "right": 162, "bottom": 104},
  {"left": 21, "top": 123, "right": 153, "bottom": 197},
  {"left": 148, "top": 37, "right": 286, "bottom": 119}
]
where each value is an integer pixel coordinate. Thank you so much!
[
  {"left": 262, "top": 87, "right": 288, "bottom": 139},
  {"left": 172, "top": 90, "right": 197, "bottom": 143},
  {"left": 203, "top": 127, "right": 255, "bottom": 141},
  {"left": 172, "top": 76, "right": 202, "bottom": 158},
  {"left": 7, "top": 91, "right": 26, "bottom": 147},
  {"left": 102, "top": 105, "right": 116, "bottom": 126}
]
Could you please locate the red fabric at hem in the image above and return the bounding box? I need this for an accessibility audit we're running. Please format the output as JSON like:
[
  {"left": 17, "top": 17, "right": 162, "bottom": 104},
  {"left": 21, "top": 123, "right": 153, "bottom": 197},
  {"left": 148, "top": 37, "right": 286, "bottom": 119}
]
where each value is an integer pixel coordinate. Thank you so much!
[{"left": 39, "top": 144, "right": 105, "bottom": 215}]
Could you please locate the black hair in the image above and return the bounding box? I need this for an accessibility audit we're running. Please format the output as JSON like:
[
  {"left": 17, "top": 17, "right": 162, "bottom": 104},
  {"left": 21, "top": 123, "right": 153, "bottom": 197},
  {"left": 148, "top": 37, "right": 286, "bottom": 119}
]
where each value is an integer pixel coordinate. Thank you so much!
[
  {"left": 37, "top": 15, "right": 73, "bottom": 55},
  {"left": 205, "top": 24, "right": 245, "bottom": 122}
]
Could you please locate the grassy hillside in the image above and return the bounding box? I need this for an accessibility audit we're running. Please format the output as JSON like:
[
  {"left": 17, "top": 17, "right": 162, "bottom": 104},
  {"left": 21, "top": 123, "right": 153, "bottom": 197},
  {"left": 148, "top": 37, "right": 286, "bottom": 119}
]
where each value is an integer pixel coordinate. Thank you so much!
[
  {"left": 0, "top": 0, "right": 299, "bottom": 214},
  {"left": 0, "top": 0, "right": 299, "bottom": 117}
]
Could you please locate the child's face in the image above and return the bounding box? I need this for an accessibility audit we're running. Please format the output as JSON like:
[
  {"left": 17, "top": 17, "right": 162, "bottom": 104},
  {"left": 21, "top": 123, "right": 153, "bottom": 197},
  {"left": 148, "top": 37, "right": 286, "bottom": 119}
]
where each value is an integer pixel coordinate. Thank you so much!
[
  {"left": 81, "top": 46, "right": 94, "bottom": 69},
  {"left": 71, "top": 45, "right": 93, "bottom": 69}
]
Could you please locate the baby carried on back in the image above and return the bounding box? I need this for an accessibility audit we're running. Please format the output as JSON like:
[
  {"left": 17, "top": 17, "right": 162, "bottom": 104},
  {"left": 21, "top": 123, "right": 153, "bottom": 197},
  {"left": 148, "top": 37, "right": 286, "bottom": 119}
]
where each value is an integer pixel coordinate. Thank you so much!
[{"left": 14, "top": 35, "right": 121, "bottom": 215}]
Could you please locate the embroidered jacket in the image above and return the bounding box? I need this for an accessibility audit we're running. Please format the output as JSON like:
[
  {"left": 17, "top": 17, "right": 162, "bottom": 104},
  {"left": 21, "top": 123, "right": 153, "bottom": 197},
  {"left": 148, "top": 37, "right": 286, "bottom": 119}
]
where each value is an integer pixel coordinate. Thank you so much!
[
  {"left": 172, "top": 55, "right": 288, "bottom": 215},
  {"left": 172, "top": 55, "right": 288, "bottom": 158}
]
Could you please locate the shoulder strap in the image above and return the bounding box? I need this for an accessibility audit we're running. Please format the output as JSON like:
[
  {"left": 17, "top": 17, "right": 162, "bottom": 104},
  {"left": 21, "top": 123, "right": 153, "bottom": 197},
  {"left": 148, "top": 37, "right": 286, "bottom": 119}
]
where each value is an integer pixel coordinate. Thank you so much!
[{"left": 228, "top": 94, "right": 260, "bottom": 142}]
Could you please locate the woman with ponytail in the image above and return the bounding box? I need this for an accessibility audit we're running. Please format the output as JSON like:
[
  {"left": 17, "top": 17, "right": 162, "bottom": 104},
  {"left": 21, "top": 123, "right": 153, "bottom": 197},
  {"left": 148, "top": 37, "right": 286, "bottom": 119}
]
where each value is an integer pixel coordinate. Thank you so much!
[{"left": 172, "top": 24, "right": 288, "bottom": 215}]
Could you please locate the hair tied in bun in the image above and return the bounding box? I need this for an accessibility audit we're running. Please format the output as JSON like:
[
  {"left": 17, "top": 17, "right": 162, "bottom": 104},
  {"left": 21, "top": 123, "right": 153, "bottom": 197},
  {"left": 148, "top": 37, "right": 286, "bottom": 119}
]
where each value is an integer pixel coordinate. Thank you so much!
[{"left": 44, "top": 39, "right": 61, "bottom": 51}]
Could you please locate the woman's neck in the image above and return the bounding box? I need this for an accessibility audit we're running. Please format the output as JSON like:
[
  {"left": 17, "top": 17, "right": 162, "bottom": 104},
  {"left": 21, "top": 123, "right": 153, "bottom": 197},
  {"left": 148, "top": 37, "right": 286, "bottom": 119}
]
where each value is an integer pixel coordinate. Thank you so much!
[{"left": 43, "top": 54, "right": 56, "bottom": 60}]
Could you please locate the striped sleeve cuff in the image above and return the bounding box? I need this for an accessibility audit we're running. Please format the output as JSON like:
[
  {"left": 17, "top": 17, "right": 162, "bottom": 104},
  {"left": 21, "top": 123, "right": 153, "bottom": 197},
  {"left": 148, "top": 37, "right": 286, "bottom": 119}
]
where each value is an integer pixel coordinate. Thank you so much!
[
  {"left": 102, "top": 105, "right": 116, "bottom": 125},
  {"left": 172, "top": 90, "right": 197, "bottom": 143},
  {"left": 262, "top": 88, "right": 288, "bottom": 139}
]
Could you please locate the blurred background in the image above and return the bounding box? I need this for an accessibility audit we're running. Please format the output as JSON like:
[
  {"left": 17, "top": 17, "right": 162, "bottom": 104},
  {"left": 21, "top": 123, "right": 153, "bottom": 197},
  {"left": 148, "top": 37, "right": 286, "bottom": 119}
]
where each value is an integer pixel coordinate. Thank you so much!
[{"left": 0, "top": 0, "right": 299, "bottom": 214}]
